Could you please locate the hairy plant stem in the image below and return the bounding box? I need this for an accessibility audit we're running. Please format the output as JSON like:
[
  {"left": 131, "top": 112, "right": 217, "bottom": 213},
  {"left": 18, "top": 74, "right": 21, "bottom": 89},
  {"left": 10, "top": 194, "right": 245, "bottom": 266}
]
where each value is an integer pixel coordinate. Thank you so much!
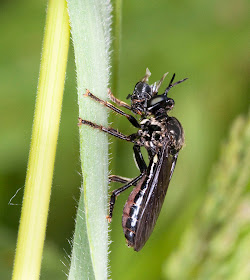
[{"left": 67, "top": 0, "right": 112, "bottom": 279}]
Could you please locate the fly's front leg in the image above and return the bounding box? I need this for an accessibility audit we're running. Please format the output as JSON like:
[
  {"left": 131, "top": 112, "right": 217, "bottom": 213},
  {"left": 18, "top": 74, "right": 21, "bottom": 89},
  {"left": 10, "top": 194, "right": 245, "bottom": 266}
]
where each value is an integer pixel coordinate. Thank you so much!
[
  {"left": 78, "top": 118, "right": 137, "bottom": 142},
  {"left": 107, "top": 173, "right": 144, "bottom": 222},
  {"left": 84, "top": 89, "right": 140, "bottom": 128}
]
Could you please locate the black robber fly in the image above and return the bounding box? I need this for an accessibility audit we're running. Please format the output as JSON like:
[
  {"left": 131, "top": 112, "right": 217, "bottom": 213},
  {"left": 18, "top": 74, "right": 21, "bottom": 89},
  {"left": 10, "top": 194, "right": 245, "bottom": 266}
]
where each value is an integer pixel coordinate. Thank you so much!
[{"left": 78, "top": 69, "right": 187, "bottom": 251}]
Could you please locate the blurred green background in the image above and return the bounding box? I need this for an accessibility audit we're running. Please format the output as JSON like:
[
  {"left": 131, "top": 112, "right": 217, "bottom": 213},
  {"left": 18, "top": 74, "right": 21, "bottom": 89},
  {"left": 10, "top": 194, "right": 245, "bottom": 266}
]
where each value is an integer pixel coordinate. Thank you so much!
[{"left": 0, "top": 0, "right": 249, "bottom": 279}]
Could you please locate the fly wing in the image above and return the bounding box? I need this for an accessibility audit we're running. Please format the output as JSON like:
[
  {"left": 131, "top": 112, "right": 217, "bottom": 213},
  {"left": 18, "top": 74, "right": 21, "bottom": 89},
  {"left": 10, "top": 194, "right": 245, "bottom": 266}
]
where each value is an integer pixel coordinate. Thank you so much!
[{"left": 133, "top": 145, "right": 179, "bottom": 251}]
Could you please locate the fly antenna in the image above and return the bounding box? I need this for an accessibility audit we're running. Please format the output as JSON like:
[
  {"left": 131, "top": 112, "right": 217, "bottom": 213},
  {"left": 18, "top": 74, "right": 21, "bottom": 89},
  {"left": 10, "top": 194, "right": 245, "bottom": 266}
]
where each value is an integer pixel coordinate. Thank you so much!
[
  {"left": 164, "top": 74, "right": 188, "bottom": 95},
  {"left": 169, "top": 73, "right": 176, "bottom": 87}
]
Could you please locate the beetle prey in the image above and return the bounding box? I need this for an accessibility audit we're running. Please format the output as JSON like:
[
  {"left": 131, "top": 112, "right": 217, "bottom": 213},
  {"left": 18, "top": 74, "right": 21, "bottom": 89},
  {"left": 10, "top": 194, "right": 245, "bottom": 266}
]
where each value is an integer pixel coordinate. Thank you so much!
[{"left": 78, "top": 69, "right": 188, "bottom": 251}]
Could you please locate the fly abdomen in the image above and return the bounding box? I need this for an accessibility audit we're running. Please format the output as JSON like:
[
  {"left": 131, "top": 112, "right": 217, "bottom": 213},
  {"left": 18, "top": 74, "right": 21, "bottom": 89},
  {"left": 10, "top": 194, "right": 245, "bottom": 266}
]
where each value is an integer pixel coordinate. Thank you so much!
[
  {"left": 125, "top": 216, "right": 138, "bottom": 232},
  {"left": 124, "top": 228, "right": 135, "bottom": 245},
  {"left": 122, "top": 175, "right": 147, "bottom": 248}
]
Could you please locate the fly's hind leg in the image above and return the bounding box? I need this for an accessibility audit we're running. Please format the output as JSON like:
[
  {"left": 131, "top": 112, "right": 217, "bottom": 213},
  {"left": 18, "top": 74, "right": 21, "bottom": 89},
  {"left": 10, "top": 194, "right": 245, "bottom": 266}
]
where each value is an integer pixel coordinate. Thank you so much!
[
  {"left": 107, "top": 173, "right": 144, "bottom": 222},
  {"left": 109, "top": 175, "right": 132, "bottom": 184}
]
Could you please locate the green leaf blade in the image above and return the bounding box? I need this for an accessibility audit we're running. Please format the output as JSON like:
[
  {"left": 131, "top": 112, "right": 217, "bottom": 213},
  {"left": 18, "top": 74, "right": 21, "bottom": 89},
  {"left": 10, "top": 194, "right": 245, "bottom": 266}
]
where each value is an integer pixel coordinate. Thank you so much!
[{"left": 67, "top": 0, "right": 112, "bottom": 279}]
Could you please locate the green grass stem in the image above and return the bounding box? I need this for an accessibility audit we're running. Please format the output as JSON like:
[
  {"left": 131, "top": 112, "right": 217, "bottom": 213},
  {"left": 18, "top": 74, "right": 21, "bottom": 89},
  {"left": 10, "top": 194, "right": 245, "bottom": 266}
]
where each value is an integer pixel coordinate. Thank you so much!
[
  {"left": 111, "top": 0, "right": 123, "bottom": 94},
  {"left": 67, "top": 1, "right": 112, "bottom": 279},
  {"left": 12, "top": 1, "right": 70, "bottom": 279}
]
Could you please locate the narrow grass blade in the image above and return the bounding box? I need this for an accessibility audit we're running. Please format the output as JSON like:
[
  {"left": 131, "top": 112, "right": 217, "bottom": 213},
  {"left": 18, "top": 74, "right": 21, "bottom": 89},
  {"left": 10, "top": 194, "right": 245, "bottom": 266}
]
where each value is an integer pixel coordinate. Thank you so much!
[
  {"left": 67, "top": 1, "right": 112, "bottom": 279},
  {"left": 12, "top": 1, "right": 70, "bottom": 279}
]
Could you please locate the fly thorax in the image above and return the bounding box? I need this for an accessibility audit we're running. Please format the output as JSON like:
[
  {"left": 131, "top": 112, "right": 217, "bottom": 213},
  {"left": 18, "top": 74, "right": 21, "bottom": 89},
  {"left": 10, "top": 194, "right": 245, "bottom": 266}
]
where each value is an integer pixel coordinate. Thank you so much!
[
  {"left": 136, "top": 118, "right": 165, "bottom": 152},
  {"left": 165, "top": 117, "right": 185, "bottom": 152}
]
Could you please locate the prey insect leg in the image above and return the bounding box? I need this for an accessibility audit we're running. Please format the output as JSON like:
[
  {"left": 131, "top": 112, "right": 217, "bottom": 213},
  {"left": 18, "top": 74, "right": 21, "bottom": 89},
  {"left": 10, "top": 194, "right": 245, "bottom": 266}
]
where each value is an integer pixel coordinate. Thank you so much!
[
  {"left": 107, "top": 88, "right": 131, "bottom": 110},
  {"left": 107, "top": 173, "right": 144, "bottom": 222},
  {"left": 84, "top": 89, "right": 140, "bottom": 128}
]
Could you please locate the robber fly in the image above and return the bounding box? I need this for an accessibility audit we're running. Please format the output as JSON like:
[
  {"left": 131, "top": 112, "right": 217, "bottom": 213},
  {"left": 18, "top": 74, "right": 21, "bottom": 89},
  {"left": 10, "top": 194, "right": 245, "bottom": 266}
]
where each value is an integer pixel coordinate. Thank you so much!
[{"left": 78, "top": 69, "right": 187, "bottom": 251}]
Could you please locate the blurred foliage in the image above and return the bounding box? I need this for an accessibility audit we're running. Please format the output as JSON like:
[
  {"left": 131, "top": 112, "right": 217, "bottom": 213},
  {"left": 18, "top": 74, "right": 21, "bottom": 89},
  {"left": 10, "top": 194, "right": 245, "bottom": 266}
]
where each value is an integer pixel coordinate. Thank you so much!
[
  {"left": 0, "top": 0, "right": 249, "bottom": 279},
  {"left": 164, "top": 112, "right": 250, "bottom": 279}
]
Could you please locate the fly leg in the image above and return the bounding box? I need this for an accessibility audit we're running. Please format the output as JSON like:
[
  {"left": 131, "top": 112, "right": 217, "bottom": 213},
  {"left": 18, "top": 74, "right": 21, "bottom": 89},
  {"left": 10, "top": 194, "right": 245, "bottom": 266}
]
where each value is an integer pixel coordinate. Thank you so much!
[
  {"left": 84, "top": 89, "right": 140, "bottom": 128},
  {"left": 109, "top": 175, "right": 132, "bottom": 184},
  {"left": 78, "top": 118, "right": 137, "bottom": 142},
  {"left": 107, "top": 173, "right": 144, "bottom": 222},
  {"left": 108, "top": 146, "right": 147, "bottom": 183},
  {"left": 133, "top": 145, "right": 147, "bottom": 173},
  {"left": 107, "top": 145, "right": 147, "bottom": 221}
]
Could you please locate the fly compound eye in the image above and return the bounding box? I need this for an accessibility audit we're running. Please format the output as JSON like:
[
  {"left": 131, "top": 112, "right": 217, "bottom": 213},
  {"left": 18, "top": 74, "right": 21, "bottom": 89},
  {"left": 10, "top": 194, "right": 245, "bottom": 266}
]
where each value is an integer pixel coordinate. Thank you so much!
[{"left": 147, "top": 95, "right": 167, "bottom": 113}]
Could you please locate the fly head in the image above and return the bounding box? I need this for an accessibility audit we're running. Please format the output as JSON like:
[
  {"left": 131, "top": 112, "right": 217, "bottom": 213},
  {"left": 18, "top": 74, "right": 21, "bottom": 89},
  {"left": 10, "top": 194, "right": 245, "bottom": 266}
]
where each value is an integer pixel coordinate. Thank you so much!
[
  {"left": 127, "top": 69, "right": 188, "bottom": 118},
  {"left": 147, "top": 73, "right": 188, "bottom": 118}
]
